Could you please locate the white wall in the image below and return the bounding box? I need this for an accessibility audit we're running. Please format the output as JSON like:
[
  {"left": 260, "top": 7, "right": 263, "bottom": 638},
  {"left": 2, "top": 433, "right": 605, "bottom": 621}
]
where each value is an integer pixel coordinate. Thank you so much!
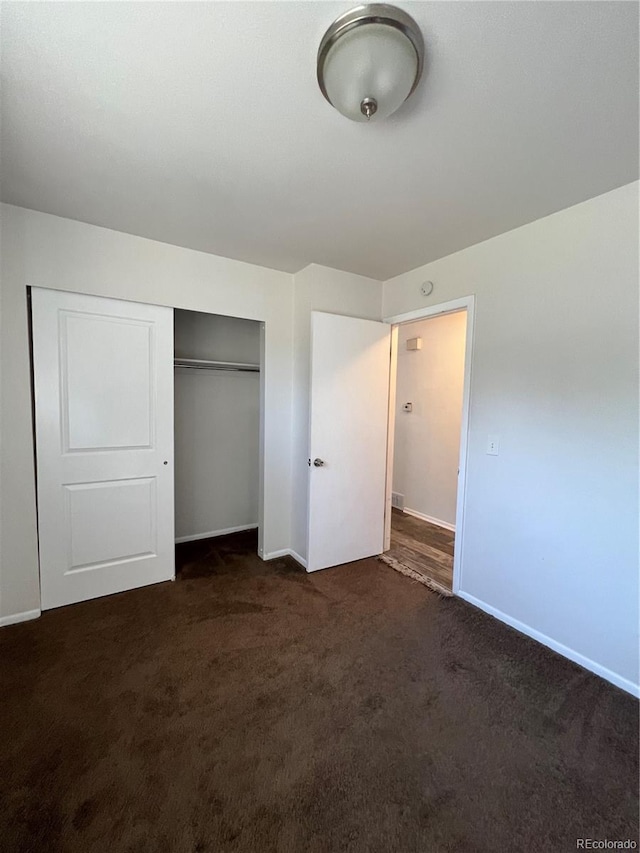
[
  {"left": 174, "top": 310, "right": 260, "bottom": 541},
  {"left": 383, "top": 181, "right": 640, "bottom": 694},
  {"left": 2, "top": 185, "right": 637, "bottom": 696},
  {"left": 174, "top": 310, "right": 260, "bottom": 364},
  {"left": 0, "top": 204, "right": 294, "bottom": 621},
  {"left": 290, "top": 264, "right": 383, "bottom": 563},
  {"left": 393, "top": 312, "right": 467, "bottom": 528}
]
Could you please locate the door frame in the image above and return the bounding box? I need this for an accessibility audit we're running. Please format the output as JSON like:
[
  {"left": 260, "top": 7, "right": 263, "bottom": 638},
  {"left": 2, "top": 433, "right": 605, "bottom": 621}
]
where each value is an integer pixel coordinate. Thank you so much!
[{"left": 383, "top": 295, "right": 475, "bottom": 595}]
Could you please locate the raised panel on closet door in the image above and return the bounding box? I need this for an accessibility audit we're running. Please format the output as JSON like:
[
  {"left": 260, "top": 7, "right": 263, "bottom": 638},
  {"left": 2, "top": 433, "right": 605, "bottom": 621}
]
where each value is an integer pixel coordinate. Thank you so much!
[{"left": 61, "top": 311, "right": 154, "bottom": 451}]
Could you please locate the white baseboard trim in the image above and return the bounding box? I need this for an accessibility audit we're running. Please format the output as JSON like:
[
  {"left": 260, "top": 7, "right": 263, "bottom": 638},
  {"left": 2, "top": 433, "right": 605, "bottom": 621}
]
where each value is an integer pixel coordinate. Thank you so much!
[
  {"left": 175, "top": 524, "right": 258, "bottom": 544},
  {"left": 403, "top": 507, "right": 456, "bottom": 532},
  {"left": 289, "top": 550, "right": 308, "bottom": 569},
  {"left": 263, "top": 548, "right": 289, "bottom": 560},
  {"left": 458, "top": 590, "right": 640, "bottom": 698},
  {"left": 0, "top": 609, "right": 41, "bottom": 628},
  {"left": 263, "top": 549, "right": 308, "bottom": 569}
]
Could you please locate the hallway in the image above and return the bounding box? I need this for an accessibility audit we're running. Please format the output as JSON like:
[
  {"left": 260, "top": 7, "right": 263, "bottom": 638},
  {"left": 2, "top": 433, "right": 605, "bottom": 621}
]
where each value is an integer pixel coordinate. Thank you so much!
[{"left": 386, "top": 508, "right": 454, "bottom": 592}]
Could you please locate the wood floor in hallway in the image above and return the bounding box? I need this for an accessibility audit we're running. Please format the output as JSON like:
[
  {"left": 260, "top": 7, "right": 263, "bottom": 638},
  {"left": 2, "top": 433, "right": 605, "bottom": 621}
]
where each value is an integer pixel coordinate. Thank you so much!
[{"left": 387, "top": 508, "right": 455, "bottom": 591}]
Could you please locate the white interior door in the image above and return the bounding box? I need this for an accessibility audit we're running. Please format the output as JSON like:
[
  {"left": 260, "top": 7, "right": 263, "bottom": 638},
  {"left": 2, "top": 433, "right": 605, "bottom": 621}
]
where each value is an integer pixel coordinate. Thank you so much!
[
  {"left": 31, "top": 288, "right": 175, "bottom": 610},
  {"left": 307, "top": 311, "right": 391, "bottom": 572}
]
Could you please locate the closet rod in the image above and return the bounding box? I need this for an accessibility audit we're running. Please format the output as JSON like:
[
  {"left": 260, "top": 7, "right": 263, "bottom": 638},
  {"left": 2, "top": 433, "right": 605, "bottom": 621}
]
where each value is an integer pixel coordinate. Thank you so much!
[{"left": 174, "top": 357, "right": 260, "bottom": 373}]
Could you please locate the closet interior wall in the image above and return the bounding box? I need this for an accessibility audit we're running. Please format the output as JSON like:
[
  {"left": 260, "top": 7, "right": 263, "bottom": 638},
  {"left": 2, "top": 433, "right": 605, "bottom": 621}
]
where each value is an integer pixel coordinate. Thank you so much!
[{"left": 174, "top": 310, "right": 261, "bottom": 543}]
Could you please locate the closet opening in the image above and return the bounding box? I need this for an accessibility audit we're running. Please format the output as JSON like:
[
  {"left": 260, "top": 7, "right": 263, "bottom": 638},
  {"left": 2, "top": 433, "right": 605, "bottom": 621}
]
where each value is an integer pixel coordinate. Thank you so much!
[{"left": 174, "top": 309, "right": 264, "bottom": 573}]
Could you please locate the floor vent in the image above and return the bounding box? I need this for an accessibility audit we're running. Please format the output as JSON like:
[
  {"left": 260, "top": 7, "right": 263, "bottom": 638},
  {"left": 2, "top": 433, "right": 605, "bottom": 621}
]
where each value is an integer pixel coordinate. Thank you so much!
[{"left": 391, "top": 492, "right": 405, "bottom": 510}]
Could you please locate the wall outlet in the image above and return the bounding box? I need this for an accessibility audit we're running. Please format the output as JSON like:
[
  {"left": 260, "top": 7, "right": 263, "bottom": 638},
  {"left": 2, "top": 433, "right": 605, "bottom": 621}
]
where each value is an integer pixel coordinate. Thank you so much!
[
  {"left": 391, "top": 492, "right": 405, "bottom": 510},
  {"left": 487, "top": 435, "right": 500, "bottom": 456}
]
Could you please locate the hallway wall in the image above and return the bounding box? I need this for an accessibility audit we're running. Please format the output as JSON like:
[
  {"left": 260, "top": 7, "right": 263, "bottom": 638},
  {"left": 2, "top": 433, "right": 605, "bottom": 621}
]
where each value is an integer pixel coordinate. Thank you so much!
[{"left": 393, "top": 311, "right": 467, "bottom": 528}]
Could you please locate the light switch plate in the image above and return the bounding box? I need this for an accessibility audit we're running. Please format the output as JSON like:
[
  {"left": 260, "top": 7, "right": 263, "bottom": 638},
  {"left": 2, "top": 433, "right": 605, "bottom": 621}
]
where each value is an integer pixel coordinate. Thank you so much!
[{"left": 487, "top": 435, "right": 500, "bottom": 455}]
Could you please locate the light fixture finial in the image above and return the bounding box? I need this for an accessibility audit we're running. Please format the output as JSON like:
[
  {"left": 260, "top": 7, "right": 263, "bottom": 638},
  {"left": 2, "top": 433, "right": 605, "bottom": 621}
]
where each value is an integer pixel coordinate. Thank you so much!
[{"left": 360, "top": 97, "right": 378, "bottom": 120}]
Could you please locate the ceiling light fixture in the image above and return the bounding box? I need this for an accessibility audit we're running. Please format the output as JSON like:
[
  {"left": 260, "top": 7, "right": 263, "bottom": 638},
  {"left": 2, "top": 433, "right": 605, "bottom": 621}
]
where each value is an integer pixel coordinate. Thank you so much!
[{"left": 317, "top": 3, "right": 425, "bottom": 123}]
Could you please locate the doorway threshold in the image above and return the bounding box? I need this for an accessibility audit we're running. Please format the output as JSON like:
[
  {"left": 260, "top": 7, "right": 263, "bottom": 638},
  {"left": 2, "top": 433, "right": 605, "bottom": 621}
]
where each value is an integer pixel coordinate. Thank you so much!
[
  {"left": 378, "top": 552, "right": 453, "bottom": 597},
  {"left": 381, "top": 508, "right": 454, "bottom": 596}
]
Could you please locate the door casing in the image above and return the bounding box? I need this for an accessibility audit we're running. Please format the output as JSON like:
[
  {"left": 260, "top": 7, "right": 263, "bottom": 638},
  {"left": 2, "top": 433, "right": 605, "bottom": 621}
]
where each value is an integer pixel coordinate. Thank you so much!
[{"left": 383, "top": 296, "right": 475, "bottom": 595}]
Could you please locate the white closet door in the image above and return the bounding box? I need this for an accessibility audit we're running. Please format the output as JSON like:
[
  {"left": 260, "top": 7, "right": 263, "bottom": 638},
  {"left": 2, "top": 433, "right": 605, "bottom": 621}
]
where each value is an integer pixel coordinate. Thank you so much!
[
  {"left": 31, "top": 288, "right": 175, "bottom": 610},
  {"left": 307, "top": 311, "right": 391, "bottom": 572}
]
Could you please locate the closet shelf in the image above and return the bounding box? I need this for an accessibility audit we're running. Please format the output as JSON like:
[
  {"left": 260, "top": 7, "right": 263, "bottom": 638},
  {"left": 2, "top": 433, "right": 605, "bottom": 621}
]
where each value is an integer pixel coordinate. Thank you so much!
[{"left": 174, "top": 357, "right": 260, "bottom": 373}]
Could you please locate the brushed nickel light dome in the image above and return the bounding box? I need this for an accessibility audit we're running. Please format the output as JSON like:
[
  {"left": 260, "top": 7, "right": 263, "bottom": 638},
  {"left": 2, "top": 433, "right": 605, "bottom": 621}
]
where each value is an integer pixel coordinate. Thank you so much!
[{"left": 317, "top": 4, "right": 425, "bottom": 122}]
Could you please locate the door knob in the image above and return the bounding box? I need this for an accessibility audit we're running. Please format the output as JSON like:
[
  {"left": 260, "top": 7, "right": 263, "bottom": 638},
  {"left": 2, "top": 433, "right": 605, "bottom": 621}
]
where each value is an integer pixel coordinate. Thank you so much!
[{"left": 313, "top": 458, "right": 325, "bottom": 467}]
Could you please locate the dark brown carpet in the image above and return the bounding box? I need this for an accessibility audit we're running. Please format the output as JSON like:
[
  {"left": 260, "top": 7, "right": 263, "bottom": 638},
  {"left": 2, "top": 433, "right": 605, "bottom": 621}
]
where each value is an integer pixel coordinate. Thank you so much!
[{"left": 1, "top": 530, "right": 638, "bottom": 853}]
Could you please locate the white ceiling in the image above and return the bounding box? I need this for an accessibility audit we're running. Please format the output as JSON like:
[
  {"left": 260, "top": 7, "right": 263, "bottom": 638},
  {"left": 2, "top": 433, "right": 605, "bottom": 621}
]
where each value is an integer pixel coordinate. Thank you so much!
[{"left": 1, "top": 2, "right": 638, "bottom": 280}]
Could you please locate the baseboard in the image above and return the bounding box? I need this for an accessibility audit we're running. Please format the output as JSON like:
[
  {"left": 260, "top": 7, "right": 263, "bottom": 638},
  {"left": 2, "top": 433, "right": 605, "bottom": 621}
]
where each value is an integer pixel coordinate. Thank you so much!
[
  {"left": 0, "top": 609, "right": 41, "bottom": 628},
  {"left": 263, "top": 549, "right": 308, "bottom": 569},
  {"left": 175, "top": 524, "right": 258, "bottom": 544},
  {"left": 288, "top": 550, "right": 307, "bottom": 569},
  {"left": 403, "top": 507, "right": 456, "bottom": 532},
  {"left": 458, "top": 590, "right": 640, "bottom": 698}
]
